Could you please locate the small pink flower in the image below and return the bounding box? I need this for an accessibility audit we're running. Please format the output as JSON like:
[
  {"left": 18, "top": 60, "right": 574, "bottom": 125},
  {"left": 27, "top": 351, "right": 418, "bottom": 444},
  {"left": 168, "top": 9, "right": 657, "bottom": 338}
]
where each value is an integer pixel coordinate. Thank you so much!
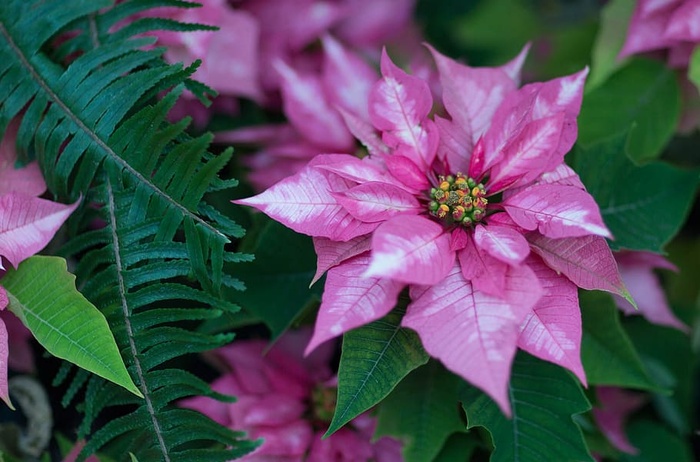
[
  {"left": 235, "top": 47, "right": 632, "bottom": 414},
  {"left": 613, "top": 251, "right": 688, "bottom": 332},
  {"left": 180, "top": 329, "right": 402, "bottom": 461}
]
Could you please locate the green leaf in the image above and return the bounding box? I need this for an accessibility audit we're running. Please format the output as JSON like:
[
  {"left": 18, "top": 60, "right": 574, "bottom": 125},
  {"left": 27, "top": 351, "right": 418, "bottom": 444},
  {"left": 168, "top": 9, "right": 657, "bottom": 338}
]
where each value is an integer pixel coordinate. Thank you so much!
[
  {"left": 625, "top": 317, "right": 695, "bottom": 434},
  {"left": 587, "top": 0, "right": 634, "bottom": 89},
  {"left": 2, "top": 256, "right": 141, "bottom": 397},
  {"left": 580, "top": 291, "right": 658, "bottom": 390},
  {"left": 232, "top": 218, "right": 322, "bottom": 339},
  {"left": 375, "top": 361, "right": 465, "bottom": 462},
  {"left": 574, "top": 133, "right": 699, "bottom": 252},
  {"left": 689, "top": 46, "right": 700, "bottom": 93},
  {"left": 578, "top": 58, "right": 681, "bottom": 162},
  {"left": 326, "top": 305, "right": 429, "bottom": 436},
  {"left": 619, "top": 420, "right": 693, "bottom": 462},
  {"left": 461, "top": 352, "right": 593, "bottom": 462},
  {"left": 433, "top": 432, "right": 480, "bottom": 462}
]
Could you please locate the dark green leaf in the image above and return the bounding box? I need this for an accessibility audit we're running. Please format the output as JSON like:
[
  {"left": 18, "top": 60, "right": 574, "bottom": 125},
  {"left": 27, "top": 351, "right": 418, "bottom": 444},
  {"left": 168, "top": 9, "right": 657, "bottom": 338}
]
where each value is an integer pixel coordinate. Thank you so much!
[
  {"left": 575, "top": 133, "right": 699, "bottom": 252},
  {"left": 580, "top": 291, "right": 658, "bottom": 390},
  {"left": 619, "top": 420, "right": 693, "bottom": 462},
  {"left": 578, "top": 58, "right": 680, "bottom": 162},
  {"left": 375, "top": 361, "right": 465, "bottom": 462},
  {"left": 433, "top": 432, "right": 480, "bottom": 462},
  {"left": 689, "top": 46, "right": 700, "bottom": 93},
  {"left": 462, "top": 352, "right": 593, "bottom": 462},
  {"left": 326, "top": 306, "right": 429, "bottom": 436},
  {"left": 232, "top": 218, "right": 322, "bottom": 338}
]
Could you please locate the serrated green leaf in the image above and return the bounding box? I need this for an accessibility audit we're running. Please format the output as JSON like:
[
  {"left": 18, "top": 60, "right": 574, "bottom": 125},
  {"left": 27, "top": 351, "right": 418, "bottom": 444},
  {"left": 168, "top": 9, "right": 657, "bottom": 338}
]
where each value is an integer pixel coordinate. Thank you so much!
[
  {"left": 619, "top": 420, "right": 693, "bottom": 462},
  {"left": 580, "top": 291, "right": 658, "bottom": 390},
  {"left": 578, "top": 58, "right": 681, "bottom": 162},
  {"left": 574, "top": 133, "right": 699, "bottom": 252},
  {"left": 232, "top": 218, "right": 321, "bottom": 339},
  {"left": 326, "top": 306, "right": 429, "bottom": 436},
  {"left": 2, "top": 256, "right": 141, "bottom": 398},
  {"left": 461, "top": 352, "right": 593, "bottom": 462},
  {"left": 375, "top": 361, "right": 465, "bottom": 462},
  {"left": 587, "top": 0, "right": 634, "bottom": 89}
]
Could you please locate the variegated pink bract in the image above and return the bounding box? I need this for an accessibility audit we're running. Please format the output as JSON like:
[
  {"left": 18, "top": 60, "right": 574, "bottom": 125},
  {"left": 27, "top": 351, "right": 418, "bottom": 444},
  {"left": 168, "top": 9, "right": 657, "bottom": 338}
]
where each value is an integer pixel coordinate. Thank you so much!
[
  {"left": 235, "top": 47, "right": 632, "bottom": 414},
  {"left": 180, "top": 329, "right": 402, "bottom": 461}
]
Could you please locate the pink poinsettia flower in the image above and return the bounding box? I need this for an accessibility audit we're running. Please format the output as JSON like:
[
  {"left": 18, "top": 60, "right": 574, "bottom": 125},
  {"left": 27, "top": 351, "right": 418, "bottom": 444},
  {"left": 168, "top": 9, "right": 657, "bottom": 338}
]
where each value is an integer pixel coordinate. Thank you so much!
[
  {"left": 0, "top": 120, "right": 78, "bottom": 408},
  {"left": 619, "top": 0, "right": 700, "bottom": 69},
  {"left": 592, "top": 387, "right": 647, "bottom": 455},
  {"left": 235, "top": 47, "right": 633, "bottom": 414},
  {"left": 219, "top": 35, "right": 379, "bottom": 191},
  {"left": 180, "top": 329, "right": 402, "bottom": 461},
  {"left": 613, "top": 251, "right": 688, "bottom": 332}
]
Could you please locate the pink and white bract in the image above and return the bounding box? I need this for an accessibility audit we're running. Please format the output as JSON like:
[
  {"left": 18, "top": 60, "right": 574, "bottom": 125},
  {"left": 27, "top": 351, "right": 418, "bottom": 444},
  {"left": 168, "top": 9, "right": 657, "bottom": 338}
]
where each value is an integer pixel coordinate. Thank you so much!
[{"left": 235, "top": 46, "right": 632, "bottom": 414}]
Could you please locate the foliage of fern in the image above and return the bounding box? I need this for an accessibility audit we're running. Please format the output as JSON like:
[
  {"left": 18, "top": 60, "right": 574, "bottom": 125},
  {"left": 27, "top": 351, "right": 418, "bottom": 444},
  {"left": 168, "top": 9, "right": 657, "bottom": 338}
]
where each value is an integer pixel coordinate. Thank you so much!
[{"left": 0, "top": 0, "right": 257, "bottom": 460}]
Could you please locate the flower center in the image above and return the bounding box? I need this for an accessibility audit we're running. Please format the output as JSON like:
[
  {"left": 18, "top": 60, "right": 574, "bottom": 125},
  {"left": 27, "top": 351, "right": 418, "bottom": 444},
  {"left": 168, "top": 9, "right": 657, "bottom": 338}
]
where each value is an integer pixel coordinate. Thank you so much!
[
  {"left": 428, "top": 173, "right": 487, "bottom": 227},
  {"left": 311, "top": 384, "right": 337, "bottom": 424}
]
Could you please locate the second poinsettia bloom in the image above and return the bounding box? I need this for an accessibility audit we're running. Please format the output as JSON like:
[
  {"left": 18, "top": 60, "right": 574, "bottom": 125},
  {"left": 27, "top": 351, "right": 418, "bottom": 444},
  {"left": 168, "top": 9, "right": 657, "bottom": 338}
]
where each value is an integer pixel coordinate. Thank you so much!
[{"left": 235, "top": 46, "right": 633, "bottom": 414}]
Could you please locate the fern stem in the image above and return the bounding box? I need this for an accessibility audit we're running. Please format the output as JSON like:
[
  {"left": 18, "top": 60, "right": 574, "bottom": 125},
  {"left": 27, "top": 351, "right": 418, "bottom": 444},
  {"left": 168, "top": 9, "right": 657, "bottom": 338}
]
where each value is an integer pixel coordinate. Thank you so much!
[
  {"left": 0, "top": 20, "right": 226, "bottom": 242},
  {"left": 106, "top": 178, "right": 171, "bottom": 462}
]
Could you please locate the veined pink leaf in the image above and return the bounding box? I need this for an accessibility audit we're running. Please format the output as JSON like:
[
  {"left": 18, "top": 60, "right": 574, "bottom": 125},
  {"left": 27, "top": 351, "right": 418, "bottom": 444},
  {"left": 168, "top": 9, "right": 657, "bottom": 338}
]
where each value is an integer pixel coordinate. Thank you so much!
[
  {"left": 665, "top": 1, "right": 700, "bottom": 41},
  {"left": 500, "top": 43, "right": 530, "bottom": 86},
  {"left": 215, "top": 124, "right": 297, "bottom": 145},
  {"left": 337, "top": 108, "right": 389, "bottom": 157},
  {"left": 334, "top": 182, "right": 422, "bottom": 223},
  {"left": 527, "top": 233, "right": 634, "bottom": 304},
  {"left": 517, "top": 256, "right": 586, "bottom": 384},
  {"left": 487, "top": 114, "right": 565, "bottom": 192},
  {"left": 369, "top": 49, "right": 437, "bottom": 169},
  {"left": 315, "top": 154, "right": 391, "bottom": 184},
  {"left": 592, "top": 387, "right": 647, "bottom": 454},
  {"left": 503, "top": 184, "right": 612, "bottom": 239},
  {"left": 0, "top": 193, "right": 78, "bottom": 268},
  {"left": 306, "top": 254, "right": 404, "bottom": 354},
  {"left": 404, "top": 262, "right": 540, "bottom": 415},
  {"left": 0, "top": 120, "right": 46, "bottom": 197},
  {"left": 474, "top": 224, "right": 530, "bottom": 265},
  {"left": 322, "top": 35, "right": 378, "bottom": 120},
  {"left": 537, "top": 163, "right": 586, "bottom": 189},
  {"left": 311, "top": 236, "right": 371, "bottom": 285},
  {"left": 364, "top": 215, "right": 453, "bottom": 285},
  {"left": 458, "top": 234, "right": 508, "bottom": 296},
  {"left": 435, "top": 115, "right": 472, "bottom": 174},
  {"left": 274, "top": 60, "right": 354, "bottom": 151},
  {"left": 383, "top": 154, "right": 430, "bottom": 191},
  {"left": 234, "top": 157, "right": 378, "bottom": 241},
  {"left": 428, "top": 45, "right": 524, "bottom": 150},
  {"left": 614, "top": 251, "right": 688, "bottom": 332}
]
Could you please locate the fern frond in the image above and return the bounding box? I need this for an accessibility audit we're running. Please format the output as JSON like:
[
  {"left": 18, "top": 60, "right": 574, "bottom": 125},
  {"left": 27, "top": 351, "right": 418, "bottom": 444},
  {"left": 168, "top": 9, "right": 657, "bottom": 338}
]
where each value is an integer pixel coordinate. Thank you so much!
[{"left": 0, "top": 0, "right": 258, "bottom": 460}]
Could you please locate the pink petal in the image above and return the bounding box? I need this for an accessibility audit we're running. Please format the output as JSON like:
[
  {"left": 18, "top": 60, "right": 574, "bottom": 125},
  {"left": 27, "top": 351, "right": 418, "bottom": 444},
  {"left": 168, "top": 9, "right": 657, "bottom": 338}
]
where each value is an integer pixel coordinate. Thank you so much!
[
  {"left": 663, "top": 0, "right": 700, "bottom": 42},
  {"left": 0, "top": 193, "right": 78, "bottom": 268},
  {"left": 0, "top": 119, "right": 46, "bottom": 197},
  {"left": 403, "top": 262, "right": 541, "bottom": 415},
  {"left": 308, "top": 428, "right": 374, "bottom": 462},
  {"left": 369, "top": 50, "right": 437, "bottom": 169},
  {"left": 382, "top": 154, "right": 430, "bottom": 191},
  {"left": 0, "top": 318, "right": 10, "bottom": 409},
  {"left": 234, "top": 156, "right": 378, "bottom": 241},
  {"left": 332, "top": 0, "right": 416, "bottom": 48},
  {"left": 474, "top": 224, "right": 530, "bottom": 265},
  {"left": 614, "top": 252, "right": 688, "bottom": 332},
  {"left": 428, "top": 45, "right": 523, "bottom": 150},
  {"left": 487, "top": 114, "right": 566, "bottom": 192},
  {"left": 364, "top": 215, "right": 454, "bottom": 285},
  {"left": 435, "top": 115, "right": 473, "bottom": 174},
  {"left": 503, "top": 184, "right": 612, "bottom": 239},
  {"left": 334, "top": 182, "right": 422, "bottom": 223},
  {"left": 274, "top": 60, "right": 354, "bottom": 151},
  {"left": 536, "top": 163, "right": 586, "bottom": 189},
  {"left": 337, "top": 108, "right": 389, "bottom": 157},
  {"left": 458, "top": 233, "right": 509, "bottom": 296},
  {"left": 592, "top": 387, "right": 647, "bottom": 454},
  {"left": 322, "top": 35, "right": 378, "bottom": 120},
  {"left": 306, "top": 254, "right": 404, "bottom": 354},
  {"left": 312, "top": 235, "right": 372, "bottom": 285},
  {"left": 203, "top": 10, "right": 263, "bottom": 101},
  {"left": 240, "top": 393, "right": 306, "bottom": 427},
  {"left": 2, "top": 310, "right": 34, "bottom": 373},
  {"left": 315, "top": 154, "right": 392, "bottom": 184},
  {"left": 619, "top": 3, "right": 677, "bottom": 58},
  {"left": 247, "top": 419, "right": 315, "bottom": 457},
  {"left": 215, "top": 124, "right": 298, "bottom": 145},
  {"left": 517, "top": 256, "right": 586, "bottom": 385},
  {"left": 527, "top": 234, "right": 633, "bottom": 301}
]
